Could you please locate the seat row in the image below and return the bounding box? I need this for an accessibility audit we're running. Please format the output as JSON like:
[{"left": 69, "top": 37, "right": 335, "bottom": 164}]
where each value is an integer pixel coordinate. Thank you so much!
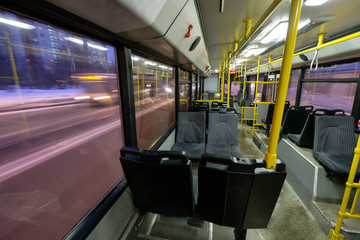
[
  {"left": 171, "top": 111, "right": 242, "bottom": 160},
  {"left": 120, "top": 147, "right": 286, "bottom": 230},
  {"left": 281, "top": 107, "right": 360, "bottom": 176},
  {"left": 189, "top": 101, "right": 237, "bottom": 113}
]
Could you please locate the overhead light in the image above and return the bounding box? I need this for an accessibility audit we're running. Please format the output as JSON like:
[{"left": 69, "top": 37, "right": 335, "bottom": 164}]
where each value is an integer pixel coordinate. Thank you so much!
[
  {"left": 64, "top": 37, "right": 84, "bottom": 45},
  {"left": 145, "top": 61, "right": 157, "bottom": 66},
  {"left": 165, "top": 87, "right": 172, "bottom": 93},
  {"left": 214, "top": 69, "right": 219, "bottom": 73},
  {"left": 297, "top": 19, "right": 311, "bottom": 30},
  {"left": 158, "top": 65, "right": 168, "bottom": 69},
  {"left": 242, "top": 45, "right": 265, "bottom": 58},
  {"left": 132, "top": 56, "right": 140, "bottom": 61},
  {"left": 220, "top": 0, "right": 225, "bottom": 13},
  {"left": 236, "top": 58, "right": 246, "bottom": 63},
  {"left": 244, "top": 48, "right": 265, "bottom": 57},
  {"left": 260, "top": 21, "right": 288, "bottom": 44},
  {"left": 304, "top": 0, "right": 329, "bottom": 6},
  {"left": 0, "top": 17, "right": 35, "bottom": 29},
  {"left": 88, "top": 43, "right": 107, "bottom": 51}
]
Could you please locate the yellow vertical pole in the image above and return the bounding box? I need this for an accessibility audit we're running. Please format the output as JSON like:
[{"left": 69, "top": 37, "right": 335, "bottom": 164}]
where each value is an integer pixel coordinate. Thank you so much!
[
  {"left": 243, "top": 62, "right": 247, "bottom": 99},
  {"left": 264, "top": 0, "right": 303, "bottom": 169},
  {"left": 155, "top": 67, "right": 158, "bottom": 97},
  {"left": 227, "top": 58, "right": 231, "bottom": 108},
  {"left": 252, "top": 57, "right": 261, "bottom": 134},
  {"left": 221, "top": 61, "right": 225, "bottom": 102},
  {"left": 329, "top": 136, "right": 360, "bottom": 240},
  {"left": 142, "top": 73, "right": 145, "bottom": 105},
  {"left": 137, "top": 68, "right": 140, "bottom": 100},
  {"left": 7, "top": 38, "right": 29, "bottom": 135},
  {"left": 255, "top": 57, "right": 261, "bottom": 102},
  {"left": 218, "top": 61, "right": 221, "bottom": 92},
  {"left": 166, "top": 69, "right": 169, "bottom": 100}
]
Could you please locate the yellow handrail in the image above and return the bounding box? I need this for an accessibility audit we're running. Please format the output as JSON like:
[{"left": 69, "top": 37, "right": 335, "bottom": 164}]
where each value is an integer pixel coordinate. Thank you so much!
[
  {"left": 329, "top": 137, "right": 360, "bottom": 240},
  {"left": 259, "top": 31, "right": 360, "bottom": 68},
  {"left": 227, "top": 59, "right": 231, "bottom": 108},
  {"left": 263, "top": 0, "right": 303, "bottom": 169}
]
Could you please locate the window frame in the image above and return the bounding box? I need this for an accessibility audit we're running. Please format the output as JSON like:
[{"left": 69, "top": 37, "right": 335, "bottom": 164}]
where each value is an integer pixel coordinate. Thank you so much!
[{"left": 294, "top": 65, "right": 360, "bottom": 126}]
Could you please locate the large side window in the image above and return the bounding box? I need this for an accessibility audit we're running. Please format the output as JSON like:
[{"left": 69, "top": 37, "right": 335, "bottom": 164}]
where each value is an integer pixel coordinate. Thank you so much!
[
  {"left": 300, "top": 63, "right": 359, "bottom": 115},
  {"left": 300, "top": 82, "right": 355, "bottom": 115},
  {"left": 191, "top": 73, "right": 197, "bottom": 102},
  {"left": 0, "top": 9, "right": 124, "bottom": 239},
  {"left": 286, "top": 69, "right": 301, "bottom": 105},
  {"left": 132, "top": 54, "right": 175, "bottom": 149},
  {"left": 179, "top": 69, "right": 190, "bottom": 111}
]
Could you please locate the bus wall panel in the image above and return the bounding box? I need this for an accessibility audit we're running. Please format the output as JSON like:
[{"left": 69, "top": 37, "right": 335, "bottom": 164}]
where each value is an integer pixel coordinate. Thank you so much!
[
  {"left": 140, "top": 0, "right": 210, "bottom": 75},
  {"left": 86, "top": 189, "right": 135, "bottom": 240},
  {"left": 48, "top": 0, "right": 187, "bottom": 41}
]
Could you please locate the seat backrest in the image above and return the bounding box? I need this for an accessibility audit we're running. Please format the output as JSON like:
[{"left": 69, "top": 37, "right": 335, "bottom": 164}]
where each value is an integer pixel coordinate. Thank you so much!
[
  {"left": 207, "top": 112, "right": 239, "bottom": 145},
  {"left": 240, "top": 98, "right": 252, "bottom": 107},
  {"left": 292, "top": 109, "right": 328, "bottom": 147},
  {"left": 197, "top": 153, "right": 286, "bottom": 229},
  {"left": 176, "top": 112, "right": 206, "bottom": 144},
  {"left": 282, "top": 105, "right": 313, "bottom": 134},
  {"left": 257, "top": 103, "right": 270, "bottom": 124},
  {"left": 264, "top": 101, "right": 290, "bottom": 125},
  {"left": 120, "top": 147, "right": 195, "bottom": 217},
  {"left": 313, "top": 116, "right": 356, "bottom": 157},
  {"left": 265, "top": 103, "right": 275, "bottom": 124}
]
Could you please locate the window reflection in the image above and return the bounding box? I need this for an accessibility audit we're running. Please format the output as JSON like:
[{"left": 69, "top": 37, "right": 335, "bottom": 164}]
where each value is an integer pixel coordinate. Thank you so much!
[
  {"left": 304, "top": 62, "right": 360, "bottom": 79},
  {"left": 301, "top": 82, "right": 355, "bottom": 115},
  {"left": 191, "top": 73, "right": 197, "bottom": 102},
  {"left": 132, "top": 54, "right": 175, "bottom": 149},
  {"left": 179, "top": 69, "right": 190, "bottom": 112},
  {"left": 286, "top": 69, "right": 301, "bottom": 105},
  {"left": 0, "top": 9, "right": 123, "bottom": 239}
]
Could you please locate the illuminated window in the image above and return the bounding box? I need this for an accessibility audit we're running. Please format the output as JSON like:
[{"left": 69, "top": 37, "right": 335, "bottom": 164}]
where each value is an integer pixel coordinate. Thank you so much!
[
  {"left": 0, "top": 9, "right": 123, "bottom": 239},
  {"left": 286, "top": 69, "right": 301, "bottom": 105},
  {"left": 304, "top": 62, "right": 360, "bottom": 79},
  {"left": 132, "top": 54, "right": 175, "bottom": 149},
  {"left": 179, "top": 69, "right": 190, "bottom": 112},
  {"left": 300, "top": 82, "right": 355, "bottom": 115}
]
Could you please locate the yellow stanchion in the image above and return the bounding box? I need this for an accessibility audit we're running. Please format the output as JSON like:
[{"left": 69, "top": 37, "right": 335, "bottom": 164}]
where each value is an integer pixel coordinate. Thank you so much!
[
  {"left": 227, "top": 59, "right": 231, "bottom": 108},
  {"left": 329, "top": 137, "right": 360, "bottom": 240},
  {"left": 263, "top": 0, "right": 303, "bottom": 169}
]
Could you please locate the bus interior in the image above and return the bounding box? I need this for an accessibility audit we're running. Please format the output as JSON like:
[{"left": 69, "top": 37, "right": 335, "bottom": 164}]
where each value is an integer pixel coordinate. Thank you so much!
[{"left": 0, "top": 0, "right": 360, "bottom": 239}]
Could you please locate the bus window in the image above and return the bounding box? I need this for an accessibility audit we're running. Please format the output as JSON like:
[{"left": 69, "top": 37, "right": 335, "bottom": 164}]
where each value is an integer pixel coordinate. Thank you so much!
[
  {"left": 0, "top": 9, "right": 124, "bottom": 239},
  {"left": 191, "top": 73, "right": 197, "bottom": 102},
  {"left": 132, "top": 54, "right": 175, "bottom": 149},
  {"left": 286, "top": 69, "right": 301, "bottom": 105},
  {"left": 300, "top": 82, "right": 355, "bottom": 115},
  {"left": 304, "top": 62, "right": 360, "bottom": 79},
  {"left": 179, "top": 69, "right": 190, "bottom": 111}
]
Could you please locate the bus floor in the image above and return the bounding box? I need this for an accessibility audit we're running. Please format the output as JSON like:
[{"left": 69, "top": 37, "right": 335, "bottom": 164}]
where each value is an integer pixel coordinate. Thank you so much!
[{"left": 142, "top": 126, "right": 329, "bottom": 240}]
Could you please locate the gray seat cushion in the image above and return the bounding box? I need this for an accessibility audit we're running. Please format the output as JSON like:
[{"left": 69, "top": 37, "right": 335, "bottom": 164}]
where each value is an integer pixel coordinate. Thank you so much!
[
  {"left": 171, "top": 112, "right": 206, "bottom": 160},
  {"left": 313, "top": 116, "right": 360, "bottom": 175},
  {"left": 206, "top": 113, "right": 242, "bottom": 158}
]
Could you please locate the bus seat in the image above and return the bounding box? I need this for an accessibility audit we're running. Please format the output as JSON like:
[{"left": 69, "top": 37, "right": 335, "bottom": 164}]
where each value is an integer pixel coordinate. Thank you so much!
[
  {"left": 171, "top": 112, "right": 206, "bottom": 160},
  {"left": 206, "top": 112, "right": 242, "bottom": 158},
  {"left": 197, "top": 153, "right": 286, "bottom": 229},
  {"left": 313, "top": 116, "right": 360, "bottom": 176},
  {"left": 288, "top": 109, "right": 345, "bottom": 148},
  {"left": 264, "top": 101, "right": 290, "bottom": 137},
  {"left": 189, "top": 103, "right": 208, "bottom": 112},
  {"left": 240, "top": 98, "right": 252, "bottom": 107},
  {"left": 281, "top": 105, "right": 313, "bottom": 135},
  {"left": 120, "top": 147, "right": 196, "bottom": 217}
]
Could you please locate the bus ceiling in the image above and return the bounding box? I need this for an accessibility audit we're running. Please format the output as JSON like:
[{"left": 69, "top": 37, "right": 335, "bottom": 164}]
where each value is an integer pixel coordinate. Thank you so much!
[{"left": 43, "top": 0, "right": 360, "bottom": 75}]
